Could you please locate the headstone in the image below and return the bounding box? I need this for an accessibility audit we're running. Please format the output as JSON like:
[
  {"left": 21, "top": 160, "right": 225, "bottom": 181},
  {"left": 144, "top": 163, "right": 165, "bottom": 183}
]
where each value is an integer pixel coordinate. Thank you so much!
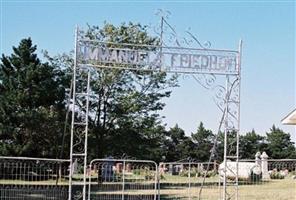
[
  {"left": 255, "top": 152, "right": 261, "bottom": 166},
  {"left": 198, "top": 163, "right": 204, "bottom": 172},
  {"left": 219, "top": 161, "right": 261, "bottom": 180},
  {"left": 261, "top": 152, "right": 270, "bottom": 180},
  {"left": 71, "top": 159, "right": 78, "bottom": 175},
  {"left": 213, "top": 160, "right": 218, "bottom": 172},
  {"left": 126, "top": 163, "right": 131, "bottom": 172},
  {"left": 116, "top": 163, "right": 123, "bottom": 173},
  {"left": 168, "top": 164, "right": 173, "bottom": 175},
  {"left": 100, "top": 158, "right": 115, "bottom": 182},
  {"left": 159, "top": 163, "right": 165, "bottom": 175},
  {"left": 172, "top": 165, "right": 181, "bottom": 175}
]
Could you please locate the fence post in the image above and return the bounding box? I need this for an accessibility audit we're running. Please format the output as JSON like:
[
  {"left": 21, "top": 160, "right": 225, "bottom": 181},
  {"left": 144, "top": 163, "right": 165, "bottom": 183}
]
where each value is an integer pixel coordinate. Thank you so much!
[
  {"left": 158, "top": 163, "right": 161, "bottom": 200},
  {"left": 88, "top": 163, "right": 92, "bottom": 200},
  {"left": 188, "top": 161, "right": 191, "bottom": 200},
  {"left": 122, "top": 160, "right": 126, "bottom": 200},
  {"left": 261, "top": 152, "right": 270, "bottom": 180}
]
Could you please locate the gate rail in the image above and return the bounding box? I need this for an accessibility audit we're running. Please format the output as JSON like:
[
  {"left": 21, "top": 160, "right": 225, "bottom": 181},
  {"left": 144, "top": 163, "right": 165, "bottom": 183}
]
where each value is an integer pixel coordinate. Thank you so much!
[
  {"left": 0, "top": 156, "right": 70, "bottom": 200},
  {"left": 88, "top": 159, "right": 158, "bottom": 200},
  {"left": 159, "top": 161, "right": 219, "bottom": 200}
]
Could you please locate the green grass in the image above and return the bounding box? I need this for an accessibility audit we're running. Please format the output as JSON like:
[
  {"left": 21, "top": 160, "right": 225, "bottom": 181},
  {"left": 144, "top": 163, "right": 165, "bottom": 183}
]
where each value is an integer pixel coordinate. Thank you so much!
[
  {"left": 159, "top": 177, "right": 296, "bottom": 200},
  {"left": 160, "top": 174, "right": 219, "bottom": 183},
  {"left": 1, "top": 174, "right": 295, "bottom": 199},
  {"left": 0, "top": 179, "right": 69, "bottom": 185}
]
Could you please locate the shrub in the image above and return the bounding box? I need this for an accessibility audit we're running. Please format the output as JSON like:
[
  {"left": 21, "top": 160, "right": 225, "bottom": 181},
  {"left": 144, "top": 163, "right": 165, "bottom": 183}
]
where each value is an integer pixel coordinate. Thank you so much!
[
  {"left": 249, "top": 171, "right": 262, "bottom": 182},
  {"left": 205, "top": 170, "right": 218, "bottom": 178},
  {"left": 179, "top": 169, "right": 217, "bottom": 178},
  {"left": 133, "top": 169, "right": 141, "bottom": 175},
  {"left": 132, "top": 168, "right": 154, "bottom": 180},
  {"left": 160, "top": 173, "right": 166, "bottom": 180},
  {"left": 270, "top": 171, "right": 285, "bottom": 179}
]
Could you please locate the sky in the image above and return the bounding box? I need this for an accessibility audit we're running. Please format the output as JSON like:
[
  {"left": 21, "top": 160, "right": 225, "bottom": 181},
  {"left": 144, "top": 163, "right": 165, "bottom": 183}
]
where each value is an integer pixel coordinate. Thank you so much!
[{"left": 0, "top": 1, "right": 295, "bottom": 142}]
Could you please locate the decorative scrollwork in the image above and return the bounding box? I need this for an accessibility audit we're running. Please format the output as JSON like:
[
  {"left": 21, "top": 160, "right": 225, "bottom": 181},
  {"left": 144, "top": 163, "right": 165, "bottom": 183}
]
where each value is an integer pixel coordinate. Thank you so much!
[
  {"left": 212, "top": 85, "right": 226, "bottom": 112},
  {"left": 192, "top": 74, "right": 217, "bottom": 90},
  {"left": 73, "top": 190, "right": 83, "bottom": 200},
  {"left": 73, "top": 129, "right": 85, "bottom": 154},
  {"left": 155, "top": 9, "right": 171, "bottom": 20},
  {"left": 192, "top": 74, "right": 240, "bottom": 132},
  {"left": 153, "top": 10, "right": 240, "bottom": 125},
  {"left": 185, "top": 29, "right": 211, "bottom": 49},
  {"left": 153, "top": 10, "right": 214, "bottom": 50}
]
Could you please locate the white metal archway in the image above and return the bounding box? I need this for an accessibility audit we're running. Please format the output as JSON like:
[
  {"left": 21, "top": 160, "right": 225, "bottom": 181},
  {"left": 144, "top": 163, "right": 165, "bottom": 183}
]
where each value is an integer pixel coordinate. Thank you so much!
[{"left": 69, "top": 12, "right": 242, "bottom": 200}]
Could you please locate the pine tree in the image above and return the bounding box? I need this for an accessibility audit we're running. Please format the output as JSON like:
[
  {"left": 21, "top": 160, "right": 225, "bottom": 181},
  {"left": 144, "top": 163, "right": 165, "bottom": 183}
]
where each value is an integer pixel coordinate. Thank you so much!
[
  {"left": 0, "top": 38, "right": 67, "bottom": 157},
  {"left": 266, "top": 125, "right": 296, "bottom": 159},
  {"left": 191, "top": 122, "right": 214, "bottom": 161}
]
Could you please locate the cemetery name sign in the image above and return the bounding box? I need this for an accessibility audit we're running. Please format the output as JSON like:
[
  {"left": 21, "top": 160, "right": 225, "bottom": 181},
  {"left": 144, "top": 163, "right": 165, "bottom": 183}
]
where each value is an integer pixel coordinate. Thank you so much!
[{"left": 78, "top": 41, "right": 239, "bottom": 75}]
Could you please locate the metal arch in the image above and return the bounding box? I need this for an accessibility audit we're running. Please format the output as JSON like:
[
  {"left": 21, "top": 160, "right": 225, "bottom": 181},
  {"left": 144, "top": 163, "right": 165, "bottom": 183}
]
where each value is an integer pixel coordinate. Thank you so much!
[
  {"left": 69, "top": 26, "right": 92, "bottom": 200},
  {"left": 69, "top": 14, "right": 242, "bottom": 200}
]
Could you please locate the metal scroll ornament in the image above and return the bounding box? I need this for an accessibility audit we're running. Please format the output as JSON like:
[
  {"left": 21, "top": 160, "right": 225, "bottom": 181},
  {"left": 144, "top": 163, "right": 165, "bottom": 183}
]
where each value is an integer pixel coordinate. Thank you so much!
[{"left": 153, "top": 10, "right": 238, "bottom": 121}]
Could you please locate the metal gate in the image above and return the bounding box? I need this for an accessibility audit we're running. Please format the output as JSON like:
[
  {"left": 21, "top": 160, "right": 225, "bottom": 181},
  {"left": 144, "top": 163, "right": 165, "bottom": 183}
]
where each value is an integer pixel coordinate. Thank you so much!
[
  {"left": 0, "top": 156, "right": 70, "bottom": 200},
  {"left": 88, "top": 159, "right": 158, "bottom": 200},
  {"left": 71, "top": 13, "right": 242, "bottom": 199},
  {"left": 159, "top": 161, "right": 220, "bottom": 200}
]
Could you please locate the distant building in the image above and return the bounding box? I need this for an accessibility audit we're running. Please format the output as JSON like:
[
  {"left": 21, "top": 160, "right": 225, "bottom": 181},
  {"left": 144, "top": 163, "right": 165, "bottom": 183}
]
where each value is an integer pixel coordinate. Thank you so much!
[{"left": 281, "top": 109, "right": 296, "bottom": 125}]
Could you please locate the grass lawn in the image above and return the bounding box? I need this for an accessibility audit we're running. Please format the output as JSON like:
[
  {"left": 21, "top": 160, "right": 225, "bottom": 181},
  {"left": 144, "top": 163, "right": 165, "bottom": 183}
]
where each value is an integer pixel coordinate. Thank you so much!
[
  {"left": 1, "top": 174, "right": 295, "bottom": 199},
  {"left": 159, "top": 178, "right": 296, "bottom": 200},
  {"left": 0, "top": 179, "right": 69, "bottom": 185},
  {"left": 160, "top": 174, "right": 219, "bottom": 183}
]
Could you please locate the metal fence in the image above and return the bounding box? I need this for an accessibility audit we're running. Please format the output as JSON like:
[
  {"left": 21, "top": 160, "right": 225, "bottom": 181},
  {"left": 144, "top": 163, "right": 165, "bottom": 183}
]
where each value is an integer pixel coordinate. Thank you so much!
[
  {"left": 88, "top": 159, "right": 158, "bottom": 200},
  {"left": 159, "top": 159, "right": 296, "bottom": 200},
  {"left": 268, "top": 159, "right": 296, "bottom": 172},
  {"left": 238, "top": 158, "right": 296, "bottom": 182},
  {"left": 0, "top": 157, "right": 295, "bottom": 200},
  {"left": 0, "top": 157, "right": 70, "bottom": 200},
  {"left": 233, "top": 159, "right": 296, "bottom": 200},
  {"left": 159, "top": 162, "right": 219, "bottom": 200}
]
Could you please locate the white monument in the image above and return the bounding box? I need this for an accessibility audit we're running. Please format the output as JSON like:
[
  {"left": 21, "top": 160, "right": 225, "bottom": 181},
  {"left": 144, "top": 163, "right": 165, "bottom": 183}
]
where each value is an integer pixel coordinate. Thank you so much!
[
  {"left": 261, "top": 151, "right": 270, "bottom": 180},
  {"left": 219, "top": 161, "right": 261, "bottom": 180}
]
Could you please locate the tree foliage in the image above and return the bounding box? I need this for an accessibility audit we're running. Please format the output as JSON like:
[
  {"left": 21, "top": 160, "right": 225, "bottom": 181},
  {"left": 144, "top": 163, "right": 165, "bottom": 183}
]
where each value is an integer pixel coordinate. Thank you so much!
[
  {"left": 162, "top": 124, "right": 195, "bottom": 162},
  {"left": 0, "top": 38, "right": 67, "bottom": 157},
  {"left": 64, "top": 23, "right": 178, "bottom": 161},
  {"left": 265, "top": 125, "right": 296, "bottom": 159},
  {"left": 1, "top": 25, "right": 295, "bottom": 162},
  {"left": 191, "top": 122, "right": 214, "bottom": 161},
  {"left": 239, "top": 129, "right": 267, "bottom": 159}
]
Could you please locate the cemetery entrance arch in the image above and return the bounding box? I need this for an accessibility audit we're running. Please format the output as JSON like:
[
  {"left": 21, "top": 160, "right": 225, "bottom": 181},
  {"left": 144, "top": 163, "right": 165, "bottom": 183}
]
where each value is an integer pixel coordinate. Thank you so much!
[{"left": 69, "top": 14, "right": 242, "bottom": 200}]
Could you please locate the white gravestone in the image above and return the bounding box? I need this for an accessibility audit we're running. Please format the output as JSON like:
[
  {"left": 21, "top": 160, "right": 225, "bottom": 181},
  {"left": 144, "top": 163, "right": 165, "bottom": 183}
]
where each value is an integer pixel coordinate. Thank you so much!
[
  {"left": 261, "top": 152, "right": 270, "bottom": 180},
  {"left": 219, "top": 161, "right": 261, "bottom": 180},
  {"left": 255, "top": 151, "right": 261, "bottom": 166}
]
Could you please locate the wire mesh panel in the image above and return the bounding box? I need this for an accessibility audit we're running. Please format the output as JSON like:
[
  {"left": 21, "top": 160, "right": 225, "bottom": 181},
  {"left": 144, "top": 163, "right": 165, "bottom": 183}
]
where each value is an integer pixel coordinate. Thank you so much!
[
  {"left": 159, "top": 162, "right": 220, "bottom": 200},
  {"left": 88, "top": 159, "right": 158, "bottom": 200},
  {"left": 0, "top": 157, "right": 70, "bottom": 200},
  {"left": 268, "top": 159, "right": 296, "bottom": 173},
  {"left": 232, "top": 158, "right": 296, "bottom": 200}
]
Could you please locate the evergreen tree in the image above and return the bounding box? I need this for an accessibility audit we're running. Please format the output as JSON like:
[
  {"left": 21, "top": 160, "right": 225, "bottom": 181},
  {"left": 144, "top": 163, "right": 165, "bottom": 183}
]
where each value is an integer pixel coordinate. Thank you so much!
[
  {"left": 0, "top": 38, "right": 67, "bottom": 157},
  {"left": 163, "top": 124, "right": 195, "bottom": 162},
  {"left": 266, "top": 125, "right": 296, "bottom": 159},
  {"left": 191, "top": 122, "right": 214, "bottom": 161},
  {"left": 215, "top": 130, "right": 237, "bottom": 161},
  {"left": 239, "top": 129, "right": 267, "bottom": 159}
]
